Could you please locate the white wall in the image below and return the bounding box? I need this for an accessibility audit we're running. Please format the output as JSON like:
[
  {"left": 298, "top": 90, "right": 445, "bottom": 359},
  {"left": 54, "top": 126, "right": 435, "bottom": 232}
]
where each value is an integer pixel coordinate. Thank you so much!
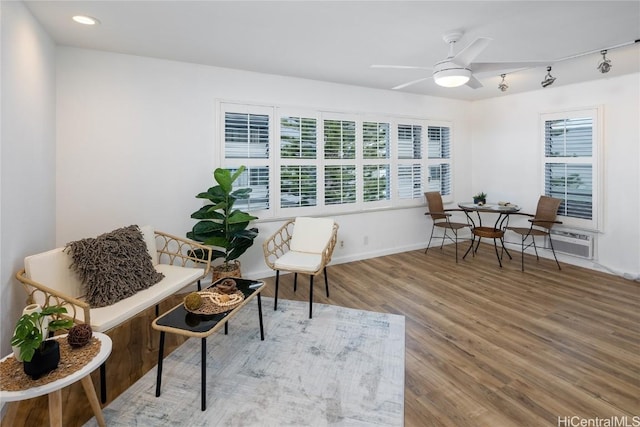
[
  {"left": 471, "top": 74, "right": 640, "bottom": 278},
  {"left": 0, "top": 2, "right": 57, "bottom": 358},
  {"left": 55, "top": 47, "right": 473, "bottom": 279}
]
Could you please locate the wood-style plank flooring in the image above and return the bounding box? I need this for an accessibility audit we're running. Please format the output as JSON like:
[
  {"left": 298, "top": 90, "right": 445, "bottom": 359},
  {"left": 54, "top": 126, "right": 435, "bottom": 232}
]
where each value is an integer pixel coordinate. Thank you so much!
[{"left": 4, "top": 244, "right": 639, "bottom": 426}]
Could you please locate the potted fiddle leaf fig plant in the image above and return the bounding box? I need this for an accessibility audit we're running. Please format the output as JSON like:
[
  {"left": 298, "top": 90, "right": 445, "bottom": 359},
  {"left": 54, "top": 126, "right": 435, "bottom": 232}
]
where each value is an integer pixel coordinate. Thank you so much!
[
  {"left": 187, "top": 166, "right": 259, "bottom": 280},
  {"left": 11, "top": 304, "right": 74, "bottom": 379}
]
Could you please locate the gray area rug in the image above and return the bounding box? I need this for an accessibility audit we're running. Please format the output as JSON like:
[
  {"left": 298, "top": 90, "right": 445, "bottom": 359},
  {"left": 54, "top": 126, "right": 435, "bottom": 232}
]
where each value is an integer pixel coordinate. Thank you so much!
[{"left": 84, "top": 298, "right": 405, "bottom": 426}]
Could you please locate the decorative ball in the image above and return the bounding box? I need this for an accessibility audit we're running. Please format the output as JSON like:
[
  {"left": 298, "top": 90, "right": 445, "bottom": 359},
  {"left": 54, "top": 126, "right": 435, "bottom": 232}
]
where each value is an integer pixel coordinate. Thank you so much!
[
  {"left": 217, "top": 278, "right": 237, "bottom": 294},
  {"left": 67, "top": 324, "right": 93, "bottom": 348},
  {"left": 184, "top": 292, "right": 203, "bottom": 310}
]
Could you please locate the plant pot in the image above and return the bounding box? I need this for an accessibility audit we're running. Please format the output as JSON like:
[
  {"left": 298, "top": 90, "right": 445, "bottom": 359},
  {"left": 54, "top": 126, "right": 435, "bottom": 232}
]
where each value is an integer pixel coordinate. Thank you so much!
[
  {"left": 23, "top": 339, "right": 60, "bottom": 380},
  {"left": 211, "top": 260, "right": 242, "bottom": 282},
  {"left": 473, "top": 197, "right": 486, "bottom": 205}
]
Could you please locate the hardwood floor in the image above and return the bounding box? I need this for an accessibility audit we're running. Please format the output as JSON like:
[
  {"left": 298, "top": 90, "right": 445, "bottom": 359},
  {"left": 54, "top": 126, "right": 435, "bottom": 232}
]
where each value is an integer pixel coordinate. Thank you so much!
[{"left": 4, "top": 244, "right": 639, "bottom": 426}]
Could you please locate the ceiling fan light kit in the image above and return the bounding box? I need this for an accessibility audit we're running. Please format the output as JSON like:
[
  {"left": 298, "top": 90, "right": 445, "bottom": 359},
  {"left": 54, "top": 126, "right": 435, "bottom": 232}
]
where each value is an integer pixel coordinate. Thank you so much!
[{"left": 433, "top": 66, "right": 471, "bottom": 87}]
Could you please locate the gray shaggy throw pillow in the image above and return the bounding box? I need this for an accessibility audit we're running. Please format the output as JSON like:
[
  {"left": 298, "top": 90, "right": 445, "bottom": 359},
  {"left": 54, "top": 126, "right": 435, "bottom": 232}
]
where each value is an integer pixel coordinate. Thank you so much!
[{"left": 65, "top": 225, "right": 165, "bottom": 308}]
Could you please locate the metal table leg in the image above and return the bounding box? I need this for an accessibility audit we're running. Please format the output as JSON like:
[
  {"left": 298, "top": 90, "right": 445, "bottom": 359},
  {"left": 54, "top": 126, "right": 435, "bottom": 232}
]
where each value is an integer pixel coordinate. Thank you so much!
[
  {"left": 257, "top": 293, "right": 264, "bottom": 341},
  {"left": 155, "top": 331, "right": 165, "bottom": 397},
  {"left": 201, "top": 337, "right": 207, "bottom": 411}
]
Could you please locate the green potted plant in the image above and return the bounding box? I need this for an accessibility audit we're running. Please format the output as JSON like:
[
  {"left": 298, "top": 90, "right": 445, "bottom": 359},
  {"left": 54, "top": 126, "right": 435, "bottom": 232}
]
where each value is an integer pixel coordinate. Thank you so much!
[
  {"left": 473, "top": 192, "right": 487, "bottom": 205},
  {"left": 187, "top": 166, "right": 259, "bottom": 280},
  {"left": 11, "top": 304, "right": 74, "bottom": 379}
]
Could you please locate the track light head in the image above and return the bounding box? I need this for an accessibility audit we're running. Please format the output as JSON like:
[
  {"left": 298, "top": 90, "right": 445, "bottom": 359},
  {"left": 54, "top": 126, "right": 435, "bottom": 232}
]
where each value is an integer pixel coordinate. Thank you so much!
[
  {"left": 498, "top": 74, "right": 509, "bottom": 92},
  {"left": 597, "top": 50, "right": 612, "bottom": 73},
  {"left": 541, "top": 66, "right": 556, "bottom": 88}
]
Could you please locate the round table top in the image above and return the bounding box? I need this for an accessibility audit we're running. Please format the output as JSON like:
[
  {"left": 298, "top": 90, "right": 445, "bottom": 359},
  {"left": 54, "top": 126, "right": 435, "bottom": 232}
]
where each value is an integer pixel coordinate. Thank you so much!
[
  {"left": 0, "top": 332, "right": 112, "bottom": 402},
  {"left": 458, "top": 202, "right": 520, "bottom": 212}
]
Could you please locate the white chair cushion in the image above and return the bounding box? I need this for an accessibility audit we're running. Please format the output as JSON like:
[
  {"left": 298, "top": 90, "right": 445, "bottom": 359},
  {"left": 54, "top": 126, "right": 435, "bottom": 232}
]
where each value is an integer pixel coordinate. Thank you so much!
[
  {"left": 289, "top": 217, "right": 334, "bottom": 254},
  {"left": 274, "top": 251, "right": 323, "bottom": 273},
  {"left": 83, "top": 264, "right": 204, "bottom": 332}
]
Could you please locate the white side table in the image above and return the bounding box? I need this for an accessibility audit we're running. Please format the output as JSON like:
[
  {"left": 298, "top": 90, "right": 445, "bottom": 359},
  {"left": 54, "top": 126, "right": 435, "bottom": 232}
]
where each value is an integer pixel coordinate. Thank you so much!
[{"left": 0, "top": 332, "right": 112, "bottom": 427}]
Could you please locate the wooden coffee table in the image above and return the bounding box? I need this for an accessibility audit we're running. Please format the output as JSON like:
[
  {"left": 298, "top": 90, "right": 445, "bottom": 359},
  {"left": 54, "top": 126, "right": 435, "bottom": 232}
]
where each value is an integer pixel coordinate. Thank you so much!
[{"left": 151, "top": 278, "right": 265, "bottom": 411}]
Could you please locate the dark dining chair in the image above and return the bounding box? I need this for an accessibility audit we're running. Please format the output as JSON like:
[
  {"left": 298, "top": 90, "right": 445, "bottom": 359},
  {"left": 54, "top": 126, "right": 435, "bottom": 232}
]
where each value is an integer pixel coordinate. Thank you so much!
[
  {"left": 504, "top": 195, "right": 563, "bottom": 271},
  {"left": 424, "top": 191, "right": 471, "bottom": 262}
]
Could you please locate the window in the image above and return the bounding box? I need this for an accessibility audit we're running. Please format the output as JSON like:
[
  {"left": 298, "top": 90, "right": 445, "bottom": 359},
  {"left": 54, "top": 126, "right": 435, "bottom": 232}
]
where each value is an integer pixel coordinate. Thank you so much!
[
  {"left": 224, "top": 112, "right": 269, "bottom": 159},
  {"left": 541, "top": 108, "right": 601, "bottom": 230},
  {"left": 221, "top": 104, "right": 273, "bottom": 211},
  {"left": 396, "top": 124, "right": 423, "bottom": 201},
  {"left": 426, "top": 126, "right": 452, "bottom": 196},
  {"left": 280, "top": 115, "right": 318, "bottom": 208},
  {"left": 324, "top": 119, "right": 357, "bottom": 206},
  {"left": 219, "top": 102, "right": 455, "bottom": 219},
  {"left": 362, "top": 121, "right": 390, "bottom": 204}
]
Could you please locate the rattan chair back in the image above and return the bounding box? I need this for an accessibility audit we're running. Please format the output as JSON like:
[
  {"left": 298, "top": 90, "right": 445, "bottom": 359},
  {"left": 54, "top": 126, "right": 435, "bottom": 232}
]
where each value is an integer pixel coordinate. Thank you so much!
[
  {"left": 533, "top": 196, "right": 562, "bottom": 231},
  {"left": 425, "top": 192, "right": 446, "bottom": 220}
]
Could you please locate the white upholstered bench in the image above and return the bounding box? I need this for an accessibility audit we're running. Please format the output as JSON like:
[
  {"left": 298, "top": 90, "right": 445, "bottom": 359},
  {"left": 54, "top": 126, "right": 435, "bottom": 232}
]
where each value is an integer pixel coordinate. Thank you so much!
[{"left": 15, "top": 225, "right": 212, "bottom": 402}]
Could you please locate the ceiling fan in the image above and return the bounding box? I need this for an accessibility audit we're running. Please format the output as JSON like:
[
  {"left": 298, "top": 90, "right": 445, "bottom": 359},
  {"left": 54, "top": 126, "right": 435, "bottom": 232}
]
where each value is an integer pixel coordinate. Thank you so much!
[{"left": 372, "top": 31, "right": 546, "bottom": 90}]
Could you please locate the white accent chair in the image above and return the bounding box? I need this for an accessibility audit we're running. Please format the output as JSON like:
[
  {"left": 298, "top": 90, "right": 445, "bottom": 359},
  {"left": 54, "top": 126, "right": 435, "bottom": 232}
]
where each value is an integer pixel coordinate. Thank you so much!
[{"left": 263, "top": 217, "right": 339, "bottom": 318}]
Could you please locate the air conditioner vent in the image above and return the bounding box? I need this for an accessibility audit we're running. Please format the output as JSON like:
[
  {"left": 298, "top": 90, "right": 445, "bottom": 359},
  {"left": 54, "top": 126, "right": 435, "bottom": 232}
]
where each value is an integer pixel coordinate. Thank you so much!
[{"left": 547, "top": 230, "right": 594, "bottom": 259}]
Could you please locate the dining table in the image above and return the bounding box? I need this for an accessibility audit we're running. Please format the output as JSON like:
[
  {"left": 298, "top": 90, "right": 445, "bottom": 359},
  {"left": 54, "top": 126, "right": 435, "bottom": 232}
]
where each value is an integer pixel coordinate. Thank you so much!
[{"left": 458, "top": 202, "right": 520, "bottom": 267}]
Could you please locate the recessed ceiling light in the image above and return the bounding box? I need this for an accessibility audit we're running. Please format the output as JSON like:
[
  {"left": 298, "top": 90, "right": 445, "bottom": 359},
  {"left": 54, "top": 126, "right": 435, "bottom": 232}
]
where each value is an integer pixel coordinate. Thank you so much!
[{"left": 72, "top": 15, "right": 100, "bottom": 25}]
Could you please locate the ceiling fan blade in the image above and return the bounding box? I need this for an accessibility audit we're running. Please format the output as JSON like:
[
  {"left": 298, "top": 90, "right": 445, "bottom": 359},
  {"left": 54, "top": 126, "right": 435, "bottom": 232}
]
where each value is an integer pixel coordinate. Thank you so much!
[
  {"left": 392, "top": 76, "right": 432, "bottom": 90},
  {"left": 452, "top": 37, "right": 492, "bottom": 66},
  {"left": 465, "top": 75, "right": 483, "bottom": 89},
  {"left": 371, "top": 64, "right": 432, "bottom": 70},
  {"left": 471, "top": 61, "right": 549, "bottom": 74}
]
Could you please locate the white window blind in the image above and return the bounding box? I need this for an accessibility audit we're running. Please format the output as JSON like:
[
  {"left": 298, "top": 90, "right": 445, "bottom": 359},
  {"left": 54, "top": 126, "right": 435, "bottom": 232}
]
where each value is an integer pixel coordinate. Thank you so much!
[
  {"left": 228, "top": 166, "right": 270, "bottom": 211},
  {"left": 280, "top": 116, "right": 316, "bottom": 159},
  {"left": 363, "top": 164, "right": 390, "bottom": 202},
  {"left": 325, "top": 165, "right": 356, "bottom": 205},
  {"left": 324, "top": 120, "right": 356, "bottom": 159},
  {"left": 427, "top": 126, "right": 452, "bottom": 196},
  {"left": 224, "top": 112, "right": 269, "bottom": 159},
  {"left": 280, "top": 165, "right": 317, "bottom": 208},
  {"left": 222, "top": 105, "right": 273, "bottom": 213},
  {"left": 362, "top": 121, "right": 390, "bottom": 203},
  {"left": 397, "top": 124, "right": 423, "bottom": 200},
  {"left": 324, "top": 119, "right": 356, "bottom": 206},
  {"left": 279, "top": 115, "right": 318, "bottom": 209},
  {"left": 542, "top": 112, "right": 598, "bottom": 227}
]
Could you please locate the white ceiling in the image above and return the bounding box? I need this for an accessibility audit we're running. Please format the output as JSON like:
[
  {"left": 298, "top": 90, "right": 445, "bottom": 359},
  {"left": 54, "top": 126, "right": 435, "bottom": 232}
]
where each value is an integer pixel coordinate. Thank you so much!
[{"left": 24, "top": 0, "right": 640, "bottom": 101}]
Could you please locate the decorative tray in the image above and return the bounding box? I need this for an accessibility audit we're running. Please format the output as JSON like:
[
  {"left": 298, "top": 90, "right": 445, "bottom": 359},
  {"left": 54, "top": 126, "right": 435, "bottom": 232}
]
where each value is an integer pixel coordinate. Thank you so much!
[{"left": 184, "top": 288, "right": 245, "bottom": 315}]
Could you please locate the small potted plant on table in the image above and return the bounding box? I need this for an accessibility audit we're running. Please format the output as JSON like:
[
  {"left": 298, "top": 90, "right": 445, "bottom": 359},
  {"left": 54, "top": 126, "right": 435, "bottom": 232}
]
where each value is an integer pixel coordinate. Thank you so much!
[
  {"left": 187, "top": 166, "right": 259, "bottom": 281},
  {"left": 473, "top": 192, "right": 487, "bottom": 205},
  {"left": 11, "top": 304, "right": 74, "bottom": 379}
]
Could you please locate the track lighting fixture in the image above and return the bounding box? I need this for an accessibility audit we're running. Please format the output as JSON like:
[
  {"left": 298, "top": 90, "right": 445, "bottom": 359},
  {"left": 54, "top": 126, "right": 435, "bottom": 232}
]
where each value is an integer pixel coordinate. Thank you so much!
[
  {"left": 498, "top": 74, "right": 508, "bottom": 92},
  {"left": 597, "top": 50, "right": 612, "bottom": 73},
  {"left": 541, "top": 66, "right": 556, "bottom": 88}
]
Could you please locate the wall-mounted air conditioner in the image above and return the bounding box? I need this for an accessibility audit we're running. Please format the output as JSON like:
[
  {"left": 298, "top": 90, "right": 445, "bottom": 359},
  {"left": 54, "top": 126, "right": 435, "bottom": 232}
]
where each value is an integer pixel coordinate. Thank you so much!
[{"left": 547, "top": 230, "right": 594, "bottom": 259}]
